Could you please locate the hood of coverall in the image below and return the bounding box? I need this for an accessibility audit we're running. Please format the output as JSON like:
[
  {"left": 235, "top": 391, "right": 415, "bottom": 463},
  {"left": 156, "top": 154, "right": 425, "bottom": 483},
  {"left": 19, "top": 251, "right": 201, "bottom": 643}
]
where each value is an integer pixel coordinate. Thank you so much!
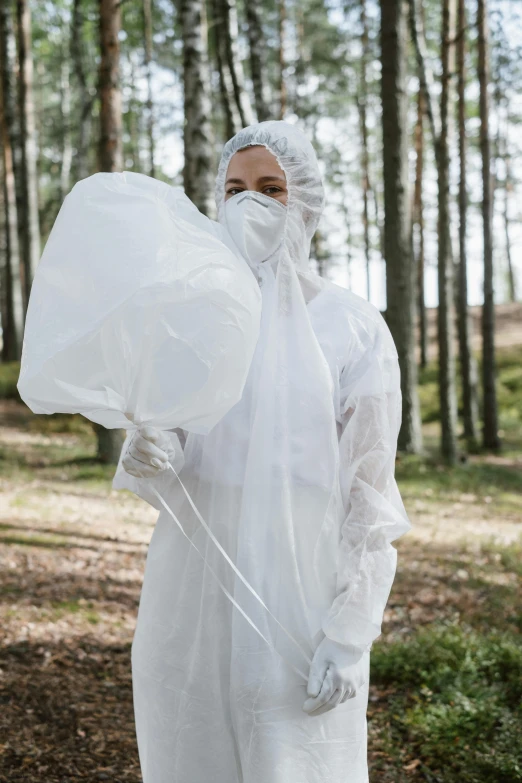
[{"left": 215, "top": 121, "right": 326, "bottom": 276}]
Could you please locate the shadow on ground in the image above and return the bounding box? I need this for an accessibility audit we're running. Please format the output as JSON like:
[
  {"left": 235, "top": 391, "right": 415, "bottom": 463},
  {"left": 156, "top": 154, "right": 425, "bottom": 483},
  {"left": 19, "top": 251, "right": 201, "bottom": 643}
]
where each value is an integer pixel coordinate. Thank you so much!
[{"left": 0, "top": 638, "right": 141, "bottom": 783}]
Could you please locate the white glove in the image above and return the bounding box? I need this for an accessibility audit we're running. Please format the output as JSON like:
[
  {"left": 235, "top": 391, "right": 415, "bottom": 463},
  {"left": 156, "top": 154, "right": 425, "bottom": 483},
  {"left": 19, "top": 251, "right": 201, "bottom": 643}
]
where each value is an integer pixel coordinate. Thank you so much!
[
  {"left": 122, "top": 425, "right": 183, "bottom": 479},
  {"left": 303, "top": 637, "right": 368, "bottom": 716}
]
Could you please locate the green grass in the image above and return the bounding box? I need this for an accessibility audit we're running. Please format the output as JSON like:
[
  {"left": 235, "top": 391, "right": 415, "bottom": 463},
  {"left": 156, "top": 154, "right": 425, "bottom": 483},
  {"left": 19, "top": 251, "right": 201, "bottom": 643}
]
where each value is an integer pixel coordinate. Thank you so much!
[
  {"left": 396, "top": 455, "right": 522, "bottom": 519},
  {"left": 46, "top": 599, "right": 101, "bottom": 625},
  {"left": 27, "top": 413, "right": 93, "bottom": 435},
  {"left": 418, "top": 347, "right": 522, "bottom": 442},
  {"left": 2, "top": 348, "right": 521, "bottom": 782},
  {"left": 0, "top": 533, "right": 72, "bottom": 548},
  {"left": 0, "top": 361, "right": 22, "bottom": 400},
  {"left": 371, "top": 624, "right": 522, "bottom": 782}
]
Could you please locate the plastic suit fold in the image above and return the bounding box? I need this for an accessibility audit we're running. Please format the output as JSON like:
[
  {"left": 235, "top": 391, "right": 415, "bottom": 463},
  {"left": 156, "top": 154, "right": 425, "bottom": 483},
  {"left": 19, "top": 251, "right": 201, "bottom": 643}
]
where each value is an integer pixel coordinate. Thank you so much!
[{"left": 113, "top": 121, "right": 411, "bottom": 783}]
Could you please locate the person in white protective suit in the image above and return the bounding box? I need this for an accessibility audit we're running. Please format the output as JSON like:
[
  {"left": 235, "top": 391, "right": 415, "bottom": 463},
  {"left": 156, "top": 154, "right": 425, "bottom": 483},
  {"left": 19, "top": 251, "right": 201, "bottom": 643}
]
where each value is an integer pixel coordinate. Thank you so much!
[{"left": 112, "top": 120, "right": 412, "bottom": 783}]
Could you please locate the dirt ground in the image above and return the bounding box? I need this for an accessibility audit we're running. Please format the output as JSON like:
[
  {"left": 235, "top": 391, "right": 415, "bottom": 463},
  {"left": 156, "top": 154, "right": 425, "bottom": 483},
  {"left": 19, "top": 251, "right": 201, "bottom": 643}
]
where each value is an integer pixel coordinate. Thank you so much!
[
  {"left": 424, "top": 301, "right": 522, "bottom": 352},
  {"left": 0, "top": 392, "right": 521, "bottom": 782}
]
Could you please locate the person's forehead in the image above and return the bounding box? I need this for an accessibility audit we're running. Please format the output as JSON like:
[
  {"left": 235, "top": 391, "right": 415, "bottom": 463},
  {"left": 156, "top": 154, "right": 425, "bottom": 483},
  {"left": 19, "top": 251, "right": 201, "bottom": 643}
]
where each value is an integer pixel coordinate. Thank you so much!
[{"left": 226, "top": 145, "right": 285, "bottom": 178}]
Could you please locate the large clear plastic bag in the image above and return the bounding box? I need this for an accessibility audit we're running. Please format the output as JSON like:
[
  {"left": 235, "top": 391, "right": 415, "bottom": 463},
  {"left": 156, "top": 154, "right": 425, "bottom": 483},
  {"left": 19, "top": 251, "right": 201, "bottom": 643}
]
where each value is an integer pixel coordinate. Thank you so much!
[{"left": 18, "top": 171, "right": 261, "bottom": 433}]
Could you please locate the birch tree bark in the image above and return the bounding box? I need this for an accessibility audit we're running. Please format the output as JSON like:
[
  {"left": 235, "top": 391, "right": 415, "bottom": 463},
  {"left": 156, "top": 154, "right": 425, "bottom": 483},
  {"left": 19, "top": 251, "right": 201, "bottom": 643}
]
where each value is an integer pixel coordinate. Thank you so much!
[
  {"left": 16, "top": 0, "right": 40, "bottom": 315},
  {"left": 181, "top": 0, "right": 215, "bottom": 215},
  {"left": 0, "top": 2, "right": 23, "bottom": 361},
  {"left": 244, "top": 0, "right": 270, "bottom": 121},
  {"left": 456, "top": 0, "right": 479, "bottom": 449},
  {"left": 380, "top": 0, "right": 422, "bottom": 454},
  {"left": 477, "top": 0, "right": 500, "bottom": 450}
]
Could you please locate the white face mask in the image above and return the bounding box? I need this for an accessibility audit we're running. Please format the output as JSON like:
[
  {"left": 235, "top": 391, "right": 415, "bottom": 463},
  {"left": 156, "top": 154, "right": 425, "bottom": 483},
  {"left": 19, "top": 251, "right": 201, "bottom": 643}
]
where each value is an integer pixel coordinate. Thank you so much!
[{"left": 224, "top": 191, "right": 287, "bottom": 266}]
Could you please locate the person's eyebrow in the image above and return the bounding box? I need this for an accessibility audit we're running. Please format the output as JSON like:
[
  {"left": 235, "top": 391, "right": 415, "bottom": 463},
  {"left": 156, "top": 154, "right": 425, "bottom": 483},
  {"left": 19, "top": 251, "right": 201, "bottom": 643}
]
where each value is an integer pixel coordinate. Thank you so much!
[
  {"left": 225, "top": 177, "right": 246, "bottom": 186},
  {"left": 256, "top": 175, "right": 286, "bottom": 184}
]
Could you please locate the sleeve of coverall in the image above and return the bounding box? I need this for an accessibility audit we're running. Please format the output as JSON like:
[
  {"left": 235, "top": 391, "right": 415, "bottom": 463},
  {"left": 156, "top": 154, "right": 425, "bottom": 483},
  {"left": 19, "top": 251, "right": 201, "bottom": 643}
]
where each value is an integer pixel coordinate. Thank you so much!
[
  {"left": 111, "top": 428, "right": 186, "bottom": 511},
  {"left": 321, "top": 319, "right": 412, "bottom": 652}
]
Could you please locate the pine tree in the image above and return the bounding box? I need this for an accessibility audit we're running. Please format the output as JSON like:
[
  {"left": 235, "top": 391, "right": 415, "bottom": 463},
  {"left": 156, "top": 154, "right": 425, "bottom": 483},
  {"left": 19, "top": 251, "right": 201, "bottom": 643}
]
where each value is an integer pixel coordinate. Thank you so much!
[
  {"left": 456, "top": 0, "right": 479, "bottom": 450},
  {"left": 0, "top": 1, "right": 24, "bottom": 361},
  {"left": 16, "top": 0, "right": 40, "bottom": 314},
  {"left": 380, "top": 0, "right": 423, "bottom": 454},
  {"left": 477, "top": 0, "right": 500, "bottom": 450},
  {"left": 181, "top": 0, "right": 215, "bottom": 215},
  {"left": 95, "top": 0, "right": 124, "bottom": 463}
]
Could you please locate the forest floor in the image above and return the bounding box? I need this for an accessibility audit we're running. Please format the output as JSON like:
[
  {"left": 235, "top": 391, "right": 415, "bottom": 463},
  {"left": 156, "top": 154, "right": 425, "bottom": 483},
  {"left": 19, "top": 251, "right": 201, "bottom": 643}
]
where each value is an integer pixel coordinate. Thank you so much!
[{"left": 0, "top": 306, "right": 521, "bottom": 783}]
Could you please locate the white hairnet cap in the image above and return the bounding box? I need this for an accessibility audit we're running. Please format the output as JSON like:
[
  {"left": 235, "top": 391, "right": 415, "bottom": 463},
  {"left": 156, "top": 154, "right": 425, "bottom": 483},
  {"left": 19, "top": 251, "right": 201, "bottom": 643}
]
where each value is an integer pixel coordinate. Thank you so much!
[{"left": 215, "top": 121, "right": 325, "bottom": 272}]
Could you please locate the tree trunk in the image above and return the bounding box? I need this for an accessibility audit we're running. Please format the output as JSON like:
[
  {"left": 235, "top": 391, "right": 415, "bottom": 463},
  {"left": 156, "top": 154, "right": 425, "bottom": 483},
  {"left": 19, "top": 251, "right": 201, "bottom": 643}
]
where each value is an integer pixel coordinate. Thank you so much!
[
  {"left": 503, "top": 143, "right": 516, "bottom": 302},
  {"left": 244, "top": 0, "right": 270, "bottom": 121},
  {"left": 15, "top": 0, "right": 40, "bottom": 316},
  {"left": 210, "top": 0, "right": 253, "bottom": 136},
  {"left": 477, "top": 0, "right": 499, "bottom": 450},
  {"left": 279, "top": 0, "right": 286, "bottom": 120},
  {"left": 409, "top": 0, "right": 459, "bottom": 459},
  {"left": 312, "top": 230, "right": 329, "bottom": 278},
  {"left": 372, "top": 185, "right": 384, "bottom": 262},
  {"left": 60, "top": 56, "right": 73, "bottom": 201},
  {"left": 94, "top": 425, "right": 127, "bottom": 464},
  {"left": 359, "top": 0, "right": 371, "bottom": 302},
  {"left": 408, "top": 0, "right": 439, "bottom": 144},
  {"left": 143, "top": 0, "right": 155, "bottom": 177},
  {"left": 294, "top": 4, "right": 305, "bottom": 119},
  {"left": 221, "top": 0, "right": 253, "bottom": 128},
  {"left": 413, "top": 89, "right": 427, "bottom": 368},
  {"left": 181, "top": 0, "right": 215, "bottom": 216},
  {"left": 456, "top": 0, "right": 479, "bottom": 450},
  {"left": 437, "top": 0, "right": 458, "bottom": 463},
  {"left": 96, "top": 0, "right": 124, "bottom": 463},
  {"left": 71, "top": 0, "right": 95, "bottom": 182},
  {"left": 0, "top": 2, "right": 24, "bottom": 361},
  {"left": 0, "top": 149, "right": 7, "bottom": 354},
  {"left": 494, "top": 94, "right": 516, "bottom": 302},
  {"left": 380, "top": 0, "right": 422, "bottom": 454},
  {"left": 208, "top": 0, "right": 242, "bottom": 138},
  {"left": 127, "top": 55, "right": 142, "bottom": 171},
  {"left": 342, "top": 198, "right": 353, "bottom": 290},
  {"left": 98, "top": 0, "right": 123, "bottom": 173}
]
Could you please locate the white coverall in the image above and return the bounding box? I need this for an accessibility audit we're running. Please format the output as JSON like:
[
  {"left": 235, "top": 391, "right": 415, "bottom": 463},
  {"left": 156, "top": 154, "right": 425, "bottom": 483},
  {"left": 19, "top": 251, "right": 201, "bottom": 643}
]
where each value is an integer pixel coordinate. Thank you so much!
[{"left": 113, "top": 121, "right": 411, "bottom": 783}]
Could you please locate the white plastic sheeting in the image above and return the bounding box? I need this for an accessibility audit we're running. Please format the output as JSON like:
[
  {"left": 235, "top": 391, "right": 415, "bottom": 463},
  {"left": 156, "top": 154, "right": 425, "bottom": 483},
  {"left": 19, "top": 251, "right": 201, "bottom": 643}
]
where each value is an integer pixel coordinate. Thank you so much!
[
  {"left": 18, "top": 171, "right": 261, "bottom": 434},
  {"left": 113, "top": 121, "right": 411, "bottom": 783}
]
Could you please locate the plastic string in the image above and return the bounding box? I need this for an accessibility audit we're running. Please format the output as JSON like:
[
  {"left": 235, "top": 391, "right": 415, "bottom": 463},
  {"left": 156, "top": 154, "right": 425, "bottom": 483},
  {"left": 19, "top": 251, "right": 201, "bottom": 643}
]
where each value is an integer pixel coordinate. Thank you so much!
[
  {"left": 150, "top": 482, "right": 309, "bottom": 683},
  {"left": 165, "top": 462, "right": 312, "bottom": 666},
  {"left": 147, "top": 459, "right": 313, "bottom": 679}
]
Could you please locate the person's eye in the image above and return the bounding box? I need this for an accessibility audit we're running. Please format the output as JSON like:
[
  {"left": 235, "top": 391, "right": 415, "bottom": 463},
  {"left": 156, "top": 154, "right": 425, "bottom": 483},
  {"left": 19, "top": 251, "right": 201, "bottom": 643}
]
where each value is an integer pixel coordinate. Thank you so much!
[
  {"left": 227, "top": 187, "right": 243, "bottom": 196},
  {"left": 263, "top": 186, "right": 283, "bottom": 195}
]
